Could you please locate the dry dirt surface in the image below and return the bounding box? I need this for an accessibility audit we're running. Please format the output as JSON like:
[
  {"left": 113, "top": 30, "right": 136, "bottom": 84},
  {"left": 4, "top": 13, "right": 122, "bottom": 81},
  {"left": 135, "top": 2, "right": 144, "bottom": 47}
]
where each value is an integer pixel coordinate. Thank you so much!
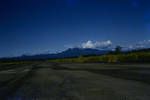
[{"left": 0, "top": 62, "right": 150, "bottom": 100}]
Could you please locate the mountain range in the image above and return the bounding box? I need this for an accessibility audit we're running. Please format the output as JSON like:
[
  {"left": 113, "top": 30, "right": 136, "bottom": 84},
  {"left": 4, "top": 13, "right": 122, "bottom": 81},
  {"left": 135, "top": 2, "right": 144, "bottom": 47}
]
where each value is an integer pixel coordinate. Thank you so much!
[{"left": 0, "top": 48, "right": 110, "bottom": 60}]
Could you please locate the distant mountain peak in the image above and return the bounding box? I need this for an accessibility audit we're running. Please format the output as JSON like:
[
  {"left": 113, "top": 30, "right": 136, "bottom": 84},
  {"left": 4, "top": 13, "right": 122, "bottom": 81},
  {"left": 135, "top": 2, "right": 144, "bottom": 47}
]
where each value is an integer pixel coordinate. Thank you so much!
[{"left": 0, "top": 48, "right": 111, "bottom": 60}]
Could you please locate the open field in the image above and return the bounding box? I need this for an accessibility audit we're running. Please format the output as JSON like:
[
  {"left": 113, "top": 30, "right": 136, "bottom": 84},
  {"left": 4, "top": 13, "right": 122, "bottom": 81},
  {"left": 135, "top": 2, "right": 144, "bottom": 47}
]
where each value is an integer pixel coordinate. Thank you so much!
[{"left": 0, "top": 62, "right": 150, "bottom": 100}]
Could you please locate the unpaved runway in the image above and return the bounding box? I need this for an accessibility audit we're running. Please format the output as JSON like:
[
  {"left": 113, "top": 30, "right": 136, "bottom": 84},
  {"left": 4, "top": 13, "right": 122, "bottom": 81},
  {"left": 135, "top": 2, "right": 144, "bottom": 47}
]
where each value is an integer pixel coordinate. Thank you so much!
[{"left": 1, "top": 63, "right": 150, "bottom": 100}]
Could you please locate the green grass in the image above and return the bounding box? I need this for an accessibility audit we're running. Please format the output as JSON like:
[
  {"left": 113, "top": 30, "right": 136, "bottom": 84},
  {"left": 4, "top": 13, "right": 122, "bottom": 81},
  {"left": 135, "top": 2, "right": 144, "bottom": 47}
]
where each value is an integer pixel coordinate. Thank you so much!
[{"left": 49, "top": 51, "right": 150, "bottom": 63}]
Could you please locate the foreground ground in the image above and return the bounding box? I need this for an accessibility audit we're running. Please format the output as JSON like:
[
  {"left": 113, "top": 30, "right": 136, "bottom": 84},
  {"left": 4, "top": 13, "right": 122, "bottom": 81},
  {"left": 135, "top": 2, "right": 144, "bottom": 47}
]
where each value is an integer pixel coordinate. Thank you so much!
[{"left": 0, "top": 62, "right": 150, "bottom": 100}]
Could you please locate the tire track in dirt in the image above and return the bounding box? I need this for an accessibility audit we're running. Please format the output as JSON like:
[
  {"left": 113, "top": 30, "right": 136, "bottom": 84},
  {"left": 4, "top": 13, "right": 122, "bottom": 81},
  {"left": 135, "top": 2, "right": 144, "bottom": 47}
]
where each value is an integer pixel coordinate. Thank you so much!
[
  {"left": 7, "top": 64, "right": 83, "bottom": 100},
  {"left": 0, "top": 65, "right": 36, "bottom": 100}
]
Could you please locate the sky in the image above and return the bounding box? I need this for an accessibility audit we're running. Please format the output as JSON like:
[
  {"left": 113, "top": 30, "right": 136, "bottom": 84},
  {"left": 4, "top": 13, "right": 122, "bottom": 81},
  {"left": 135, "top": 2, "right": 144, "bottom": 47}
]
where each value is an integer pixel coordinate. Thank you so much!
[{"left": 0, "top": 0, "right": 150, "bottom": 57}]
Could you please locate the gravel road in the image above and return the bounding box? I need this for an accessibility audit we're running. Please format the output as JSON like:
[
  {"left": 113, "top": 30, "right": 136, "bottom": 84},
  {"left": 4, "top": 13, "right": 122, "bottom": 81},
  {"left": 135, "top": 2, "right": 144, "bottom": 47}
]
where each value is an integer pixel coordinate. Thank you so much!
[{"left": 0, "top": 63, "right": 150, "bottom": 100}]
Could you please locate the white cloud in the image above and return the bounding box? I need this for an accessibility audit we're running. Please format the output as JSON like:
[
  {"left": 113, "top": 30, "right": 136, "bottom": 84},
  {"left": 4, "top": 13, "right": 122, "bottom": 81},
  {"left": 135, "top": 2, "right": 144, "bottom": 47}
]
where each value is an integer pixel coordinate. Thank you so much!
[
  {"left": 136, "top": 40, "right": 150, "bottom": 48},
  {"left": 126, "top": 40, "right": 150, "bottom": 50},
  {"left": 82, "top": 40, "right": 112, "bottom": 49},
  {"left": 65, "top": 39, "right": 150, "bottom": 51},
  {"left": 82, "top": 41, "right": 95, "bottom": 48}
]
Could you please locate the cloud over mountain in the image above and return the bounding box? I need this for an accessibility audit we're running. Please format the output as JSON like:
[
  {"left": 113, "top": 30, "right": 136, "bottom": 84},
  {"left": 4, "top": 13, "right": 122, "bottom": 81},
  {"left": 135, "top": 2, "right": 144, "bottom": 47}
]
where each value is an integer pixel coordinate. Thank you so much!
[
  {"left": 82, "top": 40, "right": 112, "bottom": 49},
  {"left": 135, "top": 40, "right": 150, "bottom": 48},
  {"left": 125, "top": 40, "right": 150, "bottom": 50},
  {"left": 65, "top": 39, "right": 150, "bottom": 51}
]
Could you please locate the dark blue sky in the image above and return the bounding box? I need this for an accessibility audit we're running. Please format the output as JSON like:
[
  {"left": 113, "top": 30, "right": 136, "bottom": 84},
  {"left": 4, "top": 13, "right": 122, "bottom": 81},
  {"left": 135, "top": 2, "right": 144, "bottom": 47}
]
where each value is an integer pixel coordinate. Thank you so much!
[{"left": 0, "top": 0, "right": 150, "bottom": 57}]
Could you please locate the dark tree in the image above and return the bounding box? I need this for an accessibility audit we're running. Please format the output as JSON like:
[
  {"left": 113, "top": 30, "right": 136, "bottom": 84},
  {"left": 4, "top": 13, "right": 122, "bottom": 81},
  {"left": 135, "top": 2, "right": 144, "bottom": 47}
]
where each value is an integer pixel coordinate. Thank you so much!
[{"left": 115, "top": 46, "right": 122, "bottom": 54}]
